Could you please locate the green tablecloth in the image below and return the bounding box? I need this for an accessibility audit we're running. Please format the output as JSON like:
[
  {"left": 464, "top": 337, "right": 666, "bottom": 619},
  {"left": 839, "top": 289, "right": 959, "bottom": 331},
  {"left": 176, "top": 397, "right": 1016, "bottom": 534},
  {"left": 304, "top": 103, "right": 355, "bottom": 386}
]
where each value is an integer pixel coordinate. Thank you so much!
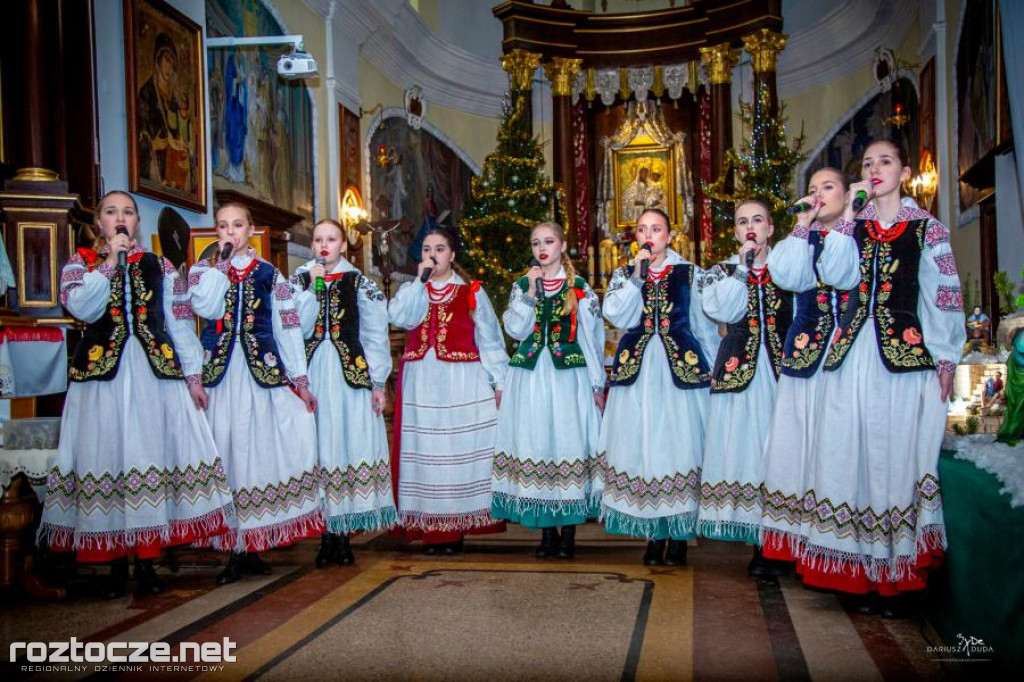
[{"left": 927, "top": 450, "right": 1024, "bottom": 669}]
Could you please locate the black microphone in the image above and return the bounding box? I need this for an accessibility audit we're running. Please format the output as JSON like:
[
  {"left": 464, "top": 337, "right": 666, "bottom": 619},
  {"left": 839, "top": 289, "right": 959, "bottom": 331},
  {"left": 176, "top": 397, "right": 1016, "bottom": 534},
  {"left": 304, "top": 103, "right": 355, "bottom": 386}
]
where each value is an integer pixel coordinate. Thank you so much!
[
  {"left": 528, "top": 257, "right": 544, "bottom": 301},
  {"left": 638, "top": 242, "right": 654, "bottom": 280},
  {"left": 851, "top": 190, "right": 869, "bottom": 213},
  {"left": 420, "top": 256, "right": 437, "bottom": 283},
  {"left": 220, "top": 242, "right": 234, "bottom": 262},
  {"left": 745, "top": 232, "right": 757, "bottom": 268},
  {"left": 314, "top": 256, "right": 327, "bottom": 294},
  {"left": 786, "top": 201, "right": 814, "bottom": 215},
  {"left": 115, "top": 227, "right": 129, "bottom": 268}
]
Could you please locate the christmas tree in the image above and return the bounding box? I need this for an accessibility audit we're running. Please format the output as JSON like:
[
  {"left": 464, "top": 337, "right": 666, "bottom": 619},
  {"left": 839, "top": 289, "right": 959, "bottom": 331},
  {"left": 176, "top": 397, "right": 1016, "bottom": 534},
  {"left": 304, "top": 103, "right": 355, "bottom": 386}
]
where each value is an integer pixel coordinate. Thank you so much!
[
  {"left": 461, "top": 92, "right": 560, "bottom": 307},
  {"left": 702, "top": 82, "right": 805, "bottom": 264}
]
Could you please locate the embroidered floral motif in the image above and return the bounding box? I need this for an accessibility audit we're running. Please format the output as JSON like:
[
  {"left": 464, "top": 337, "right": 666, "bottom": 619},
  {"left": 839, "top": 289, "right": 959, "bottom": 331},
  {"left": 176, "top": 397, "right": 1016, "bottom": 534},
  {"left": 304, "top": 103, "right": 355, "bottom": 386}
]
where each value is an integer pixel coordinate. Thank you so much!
[
  {"left": 936, "top": 359, "right": 956, "bottom": 375},
  {"left": 933, "top": 252, "right": 957, "bottom": 275},
  {"left": 231, "top": 470, "right": 320, "bottom": 522},
  {"left": 699, "top": 479, "right": 761, "bottom": 512},
  {"left": 306, "top": 279, "right": 372, "bottom": 388},
  {"left": 936, "top": 285, "right": 963, "bottom": 312},
  {"left": 172, "top": 302, "right": 192, "bottom": 320},
  {"left": 279, "top": 307, "right": 300, "bottom": 329},
  {"left": 493, "top": 452, "right": 602, "bottom": 490},
  {"left": 129, "top": 265, "right": 182, "bottom": 379},
  {"left": 925, "top": 222, "right": 950, "bottom": 247},
  {"left": 602, "top": 460, "right": 701, "bottom": 510},
  {"left": 357, "top": 275, "right": 386, "bottom": 302},
  {"left": 712, "top": 266, "right": 787, "bottom": 391},
  {"left": 69, "top": 267, "right": 128, "bottom": 382},
  {"left": 509, "top": 277, "right": 587, "bottom": 371},
  {"left": 274, "top": 281, "right": 292, "bottom": 301},
  {"left": 317, "top": 461, "right": 393, "bottom": 503}
]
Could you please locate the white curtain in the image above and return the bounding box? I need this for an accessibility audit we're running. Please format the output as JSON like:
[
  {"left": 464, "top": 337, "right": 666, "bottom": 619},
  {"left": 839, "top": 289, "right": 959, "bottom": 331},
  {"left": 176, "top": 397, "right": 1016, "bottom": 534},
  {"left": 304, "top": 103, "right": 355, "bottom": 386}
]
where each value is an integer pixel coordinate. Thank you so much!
[{"left": 1001, "top": 1, "right": 1024, "bottom": 204}]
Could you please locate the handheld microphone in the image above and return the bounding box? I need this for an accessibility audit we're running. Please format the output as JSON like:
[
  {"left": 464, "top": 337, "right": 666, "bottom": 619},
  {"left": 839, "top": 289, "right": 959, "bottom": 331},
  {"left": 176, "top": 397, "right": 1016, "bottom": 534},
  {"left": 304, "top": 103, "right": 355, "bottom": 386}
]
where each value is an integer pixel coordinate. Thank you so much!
[
  {"left": 745, "top": 232, "right": 757, "bottom": 268},
  {"left": 639, "top": 242, "right": 654, "bottom": 280},
  {"left": 851, "top": 190, "right": 869, "bottom": 213},
  {"left": 115, "top": 227, "right": 129, "bottom": 268},
  {"left": 786, "top": 201, "right": 814, "bottom": 215},
  {"left": 420, "top": 256, "right": 437, "bottom": 284},
  {"left": 528, "top": 257, "right": 544, "bottom": 301},
  {"left": 314, "top": 256, "right": 327, "bottom": 294},
  {"left": 220, "top": 242, "right": 234, "bottom": 262}
]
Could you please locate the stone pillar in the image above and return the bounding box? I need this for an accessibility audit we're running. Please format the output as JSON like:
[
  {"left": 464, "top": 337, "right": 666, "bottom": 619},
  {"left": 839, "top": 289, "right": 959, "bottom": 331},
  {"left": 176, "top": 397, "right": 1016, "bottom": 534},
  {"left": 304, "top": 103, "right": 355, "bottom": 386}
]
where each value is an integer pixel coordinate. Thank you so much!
[
  {"left": 543, "top": 57, "right": 583, "bottom": 245},
  {"left": 699, "top": 42, "right": 741, "bottom": 188}
]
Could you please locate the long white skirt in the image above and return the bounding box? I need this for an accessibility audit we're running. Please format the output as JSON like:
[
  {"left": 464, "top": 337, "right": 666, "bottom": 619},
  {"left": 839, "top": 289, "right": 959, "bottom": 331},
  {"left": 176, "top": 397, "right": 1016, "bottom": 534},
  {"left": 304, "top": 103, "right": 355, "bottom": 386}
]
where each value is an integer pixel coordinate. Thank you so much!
[
  {"left": 398, "top": 349, "right": 499, "bottom": 531},
  {"left": 797, "top": 322, "right": 946, "bottom": 590},
  {"left": 492, "top": 351, "right": 602, "bottom": 527},
  {"left": 205, "top": 346, "right": 323, "bottom": 552},
  {"left": 40, "top": 342, "right": 232, "bottom": 560},
  {"left": 599, "top": 337, "right": 707, "bottom": 540},
  {"left": 698, "top": 345, "right": 778, "bottom": 544},
  {"left": 308, "top": 344, "right": 396, "bottom": 534}
]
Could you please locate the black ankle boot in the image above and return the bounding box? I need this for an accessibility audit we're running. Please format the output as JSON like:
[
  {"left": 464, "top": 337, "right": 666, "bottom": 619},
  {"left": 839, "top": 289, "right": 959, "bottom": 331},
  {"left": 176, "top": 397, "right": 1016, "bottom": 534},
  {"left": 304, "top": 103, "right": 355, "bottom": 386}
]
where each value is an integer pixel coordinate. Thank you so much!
[
  {"left": 333, "top": 533, "right": 355, "bottom": 565},
  {"left": 134, "top": 558, "right": 165, "bottom": 595},
  {"left": 556, "top": 525, "right": 576, "bottom": 559},
  {"left": 423, "top": 543, "right": 440, "bottom": 556},
  {"left": 664, "top": 540, "right": 688, "bottom": 566},
  {"left": 240, "top": 552, "right": 272, "bottom": 575},
  {"left": 103, "top": 557, "right": 130, "bottom": 599},
  {"left": 748, "top": 547, "right": 787, "bottom": 577},
  {"left": 442, "top": 538, "right": 464, "bottom": 555},
  {"left": 217, "top": 552, "right": 244, "bottom": 585},
  {"left": 643, "top": 540, "right": 667, "bottom": 566},
  {"left": 315, "top": 533, "right": 337, "bottom": 568},
  {"left": 536, "top": 527, "right": 560, "bottom": 558}
]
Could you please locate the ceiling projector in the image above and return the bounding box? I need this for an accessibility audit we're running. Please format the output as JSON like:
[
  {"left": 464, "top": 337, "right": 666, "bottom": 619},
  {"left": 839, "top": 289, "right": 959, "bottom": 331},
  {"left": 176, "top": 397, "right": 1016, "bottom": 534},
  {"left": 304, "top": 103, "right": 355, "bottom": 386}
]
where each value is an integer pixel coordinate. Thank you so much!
[{"left": 277, "top": 51, "right": 318, "bottom": 79}]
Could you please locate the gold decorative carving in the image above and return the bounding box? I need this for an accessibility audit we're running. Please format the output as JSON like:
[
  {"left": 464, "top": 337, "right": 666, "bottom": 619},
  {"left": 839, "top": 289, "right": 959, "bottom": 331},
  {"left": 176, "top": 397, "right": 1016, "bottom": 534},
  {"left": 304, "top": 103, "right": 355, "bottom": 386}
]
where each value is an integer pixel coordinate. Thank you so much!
[
  {"left": 699, "top": 43, "right": 741, "bottom": 85},
  {"left": 501, "top": 49, "right": 542, "bottom": 92},
  {"left": 543, "top": 57, "right": 583, "bottom": 97},
  {"left": 742, "top": 29, "right": 788, "bottom": 74},
  {"left": 13, "top": 167, "right": 59, "bottom": 182}
]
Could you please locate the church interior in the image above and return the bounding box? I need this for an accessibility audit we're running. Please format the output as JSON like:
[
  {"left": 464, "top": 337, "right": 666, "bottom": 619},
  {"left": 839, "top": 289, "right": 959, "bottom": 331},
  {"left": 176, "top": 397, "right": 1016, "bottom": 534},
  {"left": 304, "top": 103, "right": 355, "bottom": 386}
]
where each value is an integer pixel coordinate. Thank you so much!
[{"left": 1, "top": 0, "right": 1022, "bottom": 679}]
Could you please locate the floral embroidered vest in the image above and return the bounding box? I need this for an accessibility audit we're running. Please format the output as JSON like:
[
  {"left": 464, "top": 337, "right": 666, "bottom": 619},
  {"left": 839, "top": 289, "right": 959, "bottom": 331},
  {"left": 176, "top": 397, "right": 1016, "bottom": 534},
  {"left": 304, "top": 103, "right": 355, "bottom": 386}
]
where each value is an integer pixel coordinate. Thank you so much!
[
  {"left": 402, "top": 283, "right": 481, "bottom": 363},
  {"left": 200, "top": 259, "right": 289, "bottom": 388},
  {"left": 781, "top": 231, "right": 842, "bottom": 378},
  {"left": 710, "top": 264, "right": 793, "bottom": 394},
  {"left": 304, "top": 271, "right": 371, "bottom": 390},
  {"left": 610, "top": 264, "right": 711, "bottom": 390},
  {"left": 509, "top": 276, "right": 587, "bottom": 371},
  {"left": 70, "top": 252, "right": 183, "bottom": 383},
  {"left": 825, "top": 218, "right": 935, "bottom": 373}
]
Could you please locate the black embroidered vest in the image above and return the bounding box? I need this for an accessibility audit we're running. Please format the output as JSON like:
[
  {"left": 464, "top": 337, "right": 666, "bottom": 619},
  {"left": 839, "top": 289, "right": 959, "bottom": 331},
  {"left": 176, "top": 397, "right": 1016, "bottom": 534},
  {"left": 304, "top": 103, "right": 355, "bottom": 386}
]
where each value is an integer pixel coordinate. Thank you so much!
[
  {"left": 304, "top": 271, "right": 372, "bottom": 390},
  {"left": 69, "top": 253, "right": 183, "bottom": 383},
  {"left": 200, "top": 260, "right": 289, "bottom": 388},
  {"left": 610, "top": 264, "right": 711, "bottom": 390},
  {"left": 508, "top": 275, "right": 587, "bottom": 371},
  {"left": 781, "top": 231, "right": 841, "bottom": 378},
  {"left": 825, "top": 219, "right": 935, "bottom": 373},
  {"left": 710, "top": 264, "right": 793, "bottom": 394}
]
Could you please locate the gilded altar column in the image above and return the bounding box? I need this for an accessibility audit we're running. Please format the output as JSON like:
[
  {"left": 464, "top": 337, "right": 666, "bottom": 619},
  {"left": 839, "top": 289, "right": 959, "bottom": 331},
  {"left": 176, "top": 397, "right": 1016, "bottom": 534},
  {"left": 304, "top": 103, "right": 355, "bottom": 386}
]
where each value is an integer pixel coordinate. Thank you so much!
[
  {"left": 699, "top": 43, "right": 741, "bottom": 188},
  {"left": 543, "top": 57, "right": 583, "bottom": 245},
  {"left": 743, "top": 29, "right": 788, "bottom": 122},
  {"left": 501, "top": 49, "right": 541, "bottom": 132}
]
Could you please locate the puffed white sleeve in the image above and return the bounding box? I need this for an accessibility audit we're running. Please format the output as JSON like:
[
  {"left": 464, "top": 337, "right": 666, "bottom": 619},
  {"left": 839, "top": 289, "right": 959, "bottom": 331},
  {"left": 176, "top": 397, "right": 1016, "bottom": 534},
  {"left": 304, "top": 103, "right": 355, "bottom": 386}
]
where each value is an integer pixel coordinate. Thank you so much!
[
  {"left": 271, "top": 271, "right": 310, "bottom": 387},
  {"left": 502, "top": 283, "right": 537, "bottom": 341},
  {"left": 817, "top": 219, "right": 861, "bottom": 291},
  {"left": 576, "top": 283, "right": 607, "bottom": 391},
  {"left": 918, "top": 218, "right": 967, "bottom": 376},
  {"left": 60, "top": 255, "right": 112, "bottom": 323},
  {"left": 160, "top": 258, "right": 204, "bottom": 382},
  {"left": 356, "top": 275, "right": 393, "bottom": 388},
  {"left": 289, "top": 277, "right": 319, "bottom": 341},
  {"left": 602, "top": 267, "right": 644, "bottom": 330},
  {"left": 471, "top": 286, "right": 510, "bottom": 390},
  {"left": 187, "top": 260, "right": 230, "bottom": 320},
  {"left": 767, "top": 226, "right": 818, "bottom": 293},
  {"left": 388, "top": 280, "right": 428, "bottom": 330},
  {"left": 701, "top": 263, "right": 748, "bottom": 324},
  {"left": 690, "top": 266, "right": 723, "bottom": 363}
]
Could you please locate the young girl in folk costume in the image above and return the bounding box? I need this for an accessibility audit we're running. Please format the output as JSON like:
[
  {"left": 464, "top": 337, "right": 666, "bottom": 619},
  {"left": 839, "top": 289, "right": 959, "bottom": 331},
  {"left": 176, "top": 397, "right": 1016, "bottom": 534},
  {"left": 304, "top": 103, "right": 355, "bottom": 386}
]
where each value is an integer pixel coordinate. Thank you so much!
[
  {"left": 492, "top": 222, "right": 605, "bottom": 558},
  {"left": 601, "top": 208, "right": 720, "bottom": 566},
  {"left": 189, "top": 202, "right": 323, "bottom": 584},
  {"left": 797, "top": 140, "right": 965, "bottom": 613},
  {"left": 41, "top": 191, "right": 232, "bottom": 598},
  {"left": 760, "top": 169, "right": 848, "bottom": 564},
  {"left": 388, "top": 227, "right": 509, "bottom": 554},
  {"left": 292, "top": 219, "right": 396, "bottom": 566},
  {"left": 699, "top": 199, "right": 793, "bottom": 576}
]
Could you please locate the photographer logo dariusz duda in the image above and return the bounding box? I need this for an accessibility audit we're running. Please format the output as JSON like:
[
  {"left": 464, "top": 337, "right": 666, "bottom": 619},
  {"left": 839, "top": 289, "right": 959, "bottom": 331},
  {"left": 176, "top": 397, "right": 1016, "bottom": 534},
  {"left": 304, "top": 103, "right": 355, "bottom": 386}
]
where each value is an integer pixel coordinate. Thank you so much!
[
  {"left": 12, "top": 637, "right": 237, "bottom": 673},
  {"left": 926, "top": 633, "right": 995, "bottom": 662}
]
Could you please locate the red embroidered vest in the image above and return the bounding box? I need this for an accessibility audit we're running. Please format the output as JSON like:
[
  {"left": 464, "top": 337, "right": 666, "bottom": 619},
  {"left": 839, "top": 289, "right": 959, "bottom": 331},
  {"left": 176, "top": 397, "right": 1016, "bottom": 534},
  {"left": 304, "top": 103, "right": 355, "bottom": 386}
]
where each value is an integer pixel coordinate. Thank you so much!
[{"left": 402, "top": 283, "right": 481, "bottom": 362}]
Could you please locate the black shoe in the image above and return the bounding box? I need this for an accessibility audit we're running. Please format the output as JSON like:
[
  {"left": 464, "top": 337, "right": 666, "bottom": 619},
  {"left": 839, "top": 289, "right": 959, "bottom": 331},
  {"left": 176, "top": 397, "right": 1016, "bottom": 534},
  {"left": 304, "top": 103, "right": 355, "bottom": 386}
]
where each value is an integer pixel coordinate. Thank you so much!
[
  {"left": 217, "top": 552, "right": 244, "bottom": 585},
  {"left": 442, "top": 538, "right": 464, "bottom": 555},
  {"left": 103, "top": 558, "right": 130, "bottom": 599},
  {"left": 333, "top": 534, "right": 355, "bottom": 565},
  {"left": 240, "top": 552, "right": 272, "bottom": 576},
  {"left": 556, "top": 525, "right": 576, "bottom": 559},
  {"left": 748, "top": 547, "right": 788, "bottom": 577},
  {"left": 879, "top": 595, "right": 917, "bottom": 620},
  {"left": 315, "top": 533, "right": 337, "bottom": 568},
  {"left": 134, "top": 559, "right": 165, "bottom": 595},
  {"left": 536, "top": 527, "right": 560, "bottom": 558},
  {"left": 643, "top": 540, "right": 666, "bottom": 566},
  {"left": 423, "top": 544, "right": 440, "bottom": 556},
  {"left": 664, "top": 540, "right": 688, "bottom": 566}
]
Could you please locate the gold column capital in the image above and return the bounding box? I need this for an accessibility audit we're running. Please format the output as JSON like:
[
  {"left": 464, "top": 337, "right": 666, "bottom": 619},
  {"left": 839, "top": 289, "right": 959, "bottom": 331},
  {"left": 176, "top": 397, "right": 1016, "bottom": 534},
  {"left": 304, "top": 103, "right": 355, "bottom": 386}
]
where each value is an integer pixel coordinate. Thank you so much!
[
  {"left": 543, "top": 57, "right": 583, "bottom": 97},
  {"left": 699, "top": 43, "right": 741, "bottom": 85},
  {"left": 742, "top": 29, "right": 788, "bottom": 74},
  {"left": 501, "top": 49, "right": 542, "bottom": 92}
]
